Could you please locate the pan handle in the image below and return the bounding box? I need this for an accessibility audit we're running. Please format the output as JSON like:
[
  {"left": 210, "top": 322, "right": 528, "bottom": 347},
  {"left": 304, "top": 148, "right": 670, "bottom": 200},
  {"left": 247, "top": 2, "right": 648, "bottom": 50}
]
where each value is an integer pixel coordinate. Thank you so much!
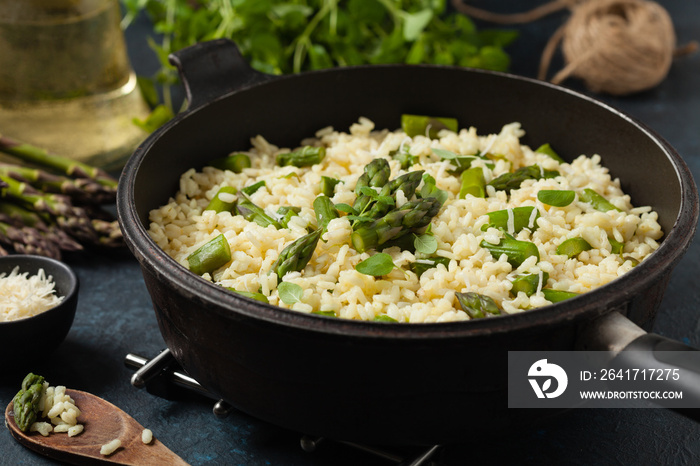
[
  {"left": 578, "top": 311, "right": 700, "bottom": 420},
  {"left": 168, "top": 39, "right": 276, "bottom": 113}
]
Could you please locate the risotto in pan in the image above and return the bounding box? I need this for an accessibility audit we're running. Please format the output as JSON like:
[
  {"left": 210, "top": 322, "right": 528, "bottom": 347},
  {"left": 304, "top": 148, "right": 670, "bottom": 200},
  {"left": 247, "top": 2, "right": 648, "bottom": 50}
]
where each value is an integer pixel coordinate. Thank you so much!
[{"left": 147, "top": 116, "right": 662, "bottom": 323}]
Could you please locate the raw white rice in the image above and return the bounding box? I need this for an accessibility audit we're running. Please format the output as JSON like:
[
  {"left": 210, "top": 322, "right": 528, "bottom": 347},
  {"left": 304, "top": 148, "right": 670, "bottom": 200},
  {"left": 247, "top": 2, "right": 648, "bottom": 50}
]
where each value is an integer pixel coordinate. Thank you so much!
[
  {"left": 142, "top": 428, "right": 153, "bottom": 444},
  {"left": 29, "top": 381, "right": 84, "bottom": 437},
  {"left": 0, "top": 267, "right": 63, "bottom": 321},
  {"left": 148, "top": 118, "right": 663, "bottom": 323},
  {"left": 100, "top": 438, "right": 121, "bottom": 456}
]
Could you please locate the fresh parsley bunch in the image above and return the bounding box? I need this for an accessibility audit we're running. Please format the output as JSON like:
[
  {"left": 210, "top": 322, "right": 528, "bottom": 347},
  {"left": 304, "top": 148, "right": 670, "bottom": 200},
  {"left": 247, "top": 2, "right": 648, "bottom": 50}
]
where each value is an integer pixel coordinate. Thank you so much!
[{"left": 121, "top": 0, "right": 517, "bottom": 129}]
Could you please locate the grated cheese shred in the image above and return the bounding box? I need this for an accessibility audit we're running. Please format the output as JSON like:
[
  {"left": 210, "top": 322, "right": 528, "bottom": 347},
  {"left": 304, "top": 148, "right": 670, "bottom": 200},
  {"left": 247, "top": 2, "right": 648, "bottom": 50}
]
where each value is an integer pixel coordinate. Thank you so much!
[{"left": 1, "top": 267, "right": 64, "bottom": 321}]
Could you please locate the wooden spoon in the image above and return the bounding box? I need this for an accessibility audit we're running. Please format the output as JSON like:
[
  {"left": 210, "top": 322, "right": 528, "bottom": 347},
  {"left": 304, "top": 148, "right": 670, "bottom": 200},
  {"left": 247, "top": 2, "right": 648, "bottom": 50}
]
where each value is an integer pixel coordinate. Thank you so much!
[{"left": 5, "top": 389, "right": 189, "bottom": 465}]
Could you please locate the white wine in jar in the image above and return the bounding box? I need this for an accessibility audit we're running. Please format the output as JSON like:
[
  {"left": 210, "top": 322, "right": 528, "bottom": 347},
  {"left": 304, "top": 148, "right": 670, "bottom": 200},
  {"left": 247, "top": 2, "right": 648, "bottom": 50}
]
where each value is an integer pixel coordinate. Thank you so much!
[{"left": 0, "top": 0, "right": 151, "bottom": 170}]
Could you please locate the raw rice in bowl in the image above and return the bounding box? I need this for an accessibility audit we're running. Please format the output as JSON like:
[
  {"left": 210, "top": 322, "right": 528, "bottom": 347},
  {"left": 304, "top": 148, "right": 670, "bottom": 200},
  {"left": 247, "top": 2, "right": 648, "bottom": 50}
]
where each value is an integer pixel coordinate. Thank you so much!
[{"left": 147, "top": 117, "right": 662, "bottom": 323}]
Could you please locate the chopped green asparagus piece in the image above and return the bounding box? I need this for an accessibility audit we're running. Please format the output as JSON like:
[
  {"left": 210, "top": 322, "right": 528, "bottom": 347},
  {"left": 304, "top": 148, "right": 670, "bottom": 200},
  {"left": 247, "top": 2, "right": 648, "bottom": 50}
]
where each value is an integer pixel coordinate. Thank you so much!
[
  {"left": 276, "top": 146, "right": 326, "bottom": 167},
  {"left": 534, "top": 143, "right": 565, "bottom": 163},
  {"left": 391, "top": 145, "right": 419, "bottom": 169},
  {"left": 187, "top": 234, "right": 231, "bottom": 275},
  {"left": 419, "top": 173, "right": 448, "bottom": 207},
  {"left": 623, "top": 256, "right": 640, "bottom": 266},
  {"left": 209, "top": 153, "right": 252, "bottom": 173},
  {"left": 276, "top": 206, "right": 301, "bottom": 228},
  {"left": 313, "top": 195, "right": 339, "bottom": 231},
  {"left": 226, "top": 288, "right": 269, "bottom": 303},
  {"left": 205, "top": 186, "right": 237, "bottom": 213},
  {"left": 608, "top": 236, "right": 624, "bottom": 254},
  {"left": 362, "top": 170, "right": 425, "bottom": 220},
  {"left": 579, "top": 188, "right": 622, "bottom": 212},
  {"left": 459, "top": 167, "right": 486, "bottom": 199},
  {"left": 456, "top": 292, "right": 502, "bottom": 318},
  {"left": 12, "top": 373, "right": 45, "bottom": 432},
  {"left": 373, "top": 315, "right": 398, "bottom": 322},
  {"left": 401, "top": 114, "right": 458, "bottom": 139},
  {"left": 542, "top": 289, "right": 580, "bottom": 303},
  {"left": 236, "top": 194, "right": 282, "bottom": 229},
  {"left": 482, "top": 206, "right": 540, "bottom": 233},
  {"left": 320, "top": 176, "right": 342, "bottom": 197},
  {"left": 409, "top": 256, "right": 450, "bottom": 277},
  {"left": 240, "top": 180, "right": 266, "bottom": 196},
  {"left": 352, "top": 197, "right": 441, "bottom": 253},
  {"left": 480, "top": 234, "right": 540, "bottom": 268},
  {"left": 510, "top": 272, "right": 550, "bottom": 297},
  {"left": 269, "top": 229, "right": 323, "bottom": 282},
  {"left": 537, "top": 189, "right": 575, "bottom": 207},
  {"left": 312, "top": 310, "right": 337, "bottom": 318},
  {"left": 488, "top": 165, "right": 559, "bottom": 193},
  {"left": 556, "top": 237, "right": 592, "bottom": 258}
]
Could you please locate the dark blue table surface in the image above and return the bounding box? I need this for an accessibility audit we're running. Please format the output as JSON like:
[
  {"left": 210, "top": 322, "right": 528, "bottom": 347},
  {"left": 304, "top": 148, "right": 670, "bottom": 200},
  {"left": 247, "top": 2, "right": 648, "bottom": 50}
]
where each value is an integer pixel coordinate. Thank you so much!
[{"left": 2, "top": 1, "right": 699, "bottom": 464}]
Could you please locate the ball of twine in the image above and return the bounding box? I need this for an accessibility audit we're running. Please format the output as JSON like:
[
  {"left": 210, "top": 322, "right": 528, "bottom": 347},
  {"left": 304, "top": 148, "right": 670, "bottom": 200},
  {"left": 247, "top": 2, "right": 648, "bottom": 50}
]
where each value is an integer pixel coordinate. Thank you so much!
[
  {"left": 553, "top": 0, "right": 675, "bottom": 95},
  {"left": 451, "top": 0, "right": 697, "bottom": 95}
]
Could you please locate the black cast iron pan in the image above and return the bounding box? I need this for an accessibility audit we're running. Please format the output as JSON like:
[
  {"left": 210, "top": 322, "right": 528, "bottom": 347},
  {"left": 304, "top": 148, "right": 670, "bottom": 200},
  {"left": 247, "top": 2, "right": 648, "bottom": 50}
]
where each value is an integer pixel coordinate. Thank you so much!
[{"left": 117, "top": 39, "right": 699, "bottom": 445}]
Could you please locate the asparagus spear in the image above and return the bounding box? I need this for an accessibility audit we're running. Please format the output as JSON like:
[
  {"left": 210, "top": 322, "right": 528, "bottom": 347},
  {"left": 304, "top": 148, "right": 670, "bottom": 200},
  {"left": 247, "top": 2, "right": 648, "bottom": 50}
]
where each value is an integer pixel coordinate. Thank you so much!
[
  {"left": 226, "top": 288, "right": 269, "bottom": 303},
  {"left": 235, "top": 193, "right": 282, "bottom": 229},
  {"left": 481, "top": 206, "right": 540, "bottom": 233},
  {"left": 187, "top": 233, "right": 231, "bottom": 275},
  {"left": 359, "top": 170, "right": 426, "bottom": 224},
  {"left": 0, "top": 134, "right": 118, "bottom": 188},
  {"left": 542, "top": 289, "right": 580, "bottom": 303},
  {"left": 409, "top": 256, "right": 450, "bottom": 277},
  {"left": 0, "top": 163, "right": 114, "bottom": 204},
  {"left": 579, "top": 188, "right": 622, "bottom": 212},
  {"left": 480, "top": 234, "right": 540, "bottom": 268},
  {"left": 488, "top": 165, "right": 559, "bottom": 193},
  {"left": 12, "top": 373, "right": 46, "bottom": 432},
  {"left": 0, "top": 201, "right": 83, "bottom": 251},
  {"left": 459, "top": 167, "right": 486, "bottom": 199},
  {"left": 320, "top": 176, "right": 342, "bottom": 197},
  {"left": 534, "top": 143, "right": 565, "bottom": 163},
  {"left": 351, "top": 197, "right": 441, "bottom": 253},
  {"left": 313, "top": 195, "right": 339, "bottom": 232},
  {"left": 276, "top": 206, "right": 301, "bottom": 228},
  {"left": 0, "top": 174, "right": 74, "bottom": 217},
  {"left": 205, "top": 186, "right": 237, "bottom": 213},
  {"left": 390, "top": 145, "right": 418, "bottom": 170},
  {"left": 456, "top": 292, "right": 502, "bottom": 318},
  {"left": 209, "top": 153, "right": 251, "bottom": 173},
  {"left": 0, "top": 221, "right": 62, "bottom": 259},
  {"left": 276, "top": 146, "right": 326, "bottom": 167},
  {"left": 269, "top": 229, "right": 323, "bottom": 282},
  {"left": 91, "top": 219, "right": 124, "bottom": 248},
  {"left": 352, "top": 158, "right": 392, "bottom": 214},
  {"left": 401, "top": 114, "right": 458, "bottom": 139},
  {"left": 556, "top": 237, "right": 592, "bottom": 258},
  {"left": 510, "top": 272, "right": 550, "bottom": 297}
]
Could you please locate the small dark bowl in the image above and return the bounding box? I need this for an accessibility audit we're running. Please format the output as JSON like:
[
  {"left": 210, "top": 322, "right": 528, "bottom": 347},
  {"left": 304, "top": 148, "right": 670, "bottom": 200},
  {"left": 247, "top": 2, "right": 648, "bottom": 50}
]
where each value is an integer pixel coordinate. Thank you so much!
[{"left": 0, "top": 255, "right": 79, "bottom": 368}]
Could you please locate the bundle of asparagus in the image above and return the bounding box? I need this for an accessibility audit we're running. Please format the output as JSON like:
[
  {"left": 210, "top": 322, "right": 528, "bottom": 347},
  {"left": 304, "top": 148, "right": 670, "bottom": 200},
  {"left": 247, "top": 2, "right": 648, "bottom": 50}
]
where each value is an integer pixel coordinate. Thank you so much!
[{"left": 0, "top": 134, "right": 122, "bottom": 259}]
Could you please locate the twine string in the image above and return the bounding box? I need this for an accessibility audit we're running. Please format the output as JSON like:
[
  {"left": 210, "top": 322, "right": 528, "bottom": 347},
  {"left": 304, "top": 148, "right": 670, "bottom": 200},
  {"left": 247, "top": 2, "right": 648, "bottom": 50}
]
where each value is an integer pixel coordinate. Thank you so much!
[{"left": 451, "top": 0, "right": 698, "bottom": 95}]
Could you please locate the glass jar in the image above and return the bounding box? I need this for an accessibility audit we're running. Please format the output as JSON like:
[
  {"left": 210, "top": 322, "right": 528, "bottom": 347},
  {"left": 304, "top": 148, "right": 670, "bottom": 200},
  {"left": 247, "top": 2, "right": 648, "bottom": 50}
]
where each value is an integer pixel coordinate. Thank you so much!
[{"left": 0, "top": 0, "right": 151, "bottom": 170}]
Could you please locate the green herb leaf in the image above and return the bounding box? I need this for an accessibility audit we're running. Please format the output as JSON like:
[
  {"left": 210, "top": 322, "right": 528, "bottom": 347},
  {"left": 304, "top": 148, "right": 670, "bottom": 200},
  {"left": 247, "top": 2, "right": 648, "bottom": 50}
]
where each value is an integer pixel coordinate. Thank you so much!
[
  {"left": 537, "top": 190, "right": 575, "bottom": 207},
  {"left": 356, "top": 252, "right": 397, "bottom": 276},
  {"left": 278, "top": 281, "right": 304, "bottom": 304},
  {"left": 334, "top": 203, "right": 356, "bottom": 214},
  {"left": 402, "top": 9, "right": 433, "bottom": 41},
  {"left": 414, "top": 233, "right": 438, "bottom": 254}
]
